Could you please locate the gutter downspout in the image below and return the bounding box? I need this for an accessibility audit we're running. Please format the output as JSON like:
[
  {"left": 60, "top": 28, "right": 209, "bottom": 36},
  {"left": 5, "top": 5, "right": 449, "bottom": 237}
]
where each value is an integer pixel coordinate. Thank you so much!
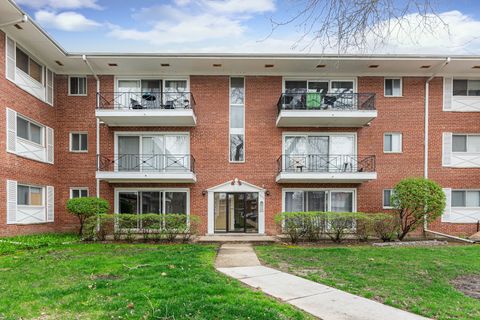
[
  {"left": 0, "top": 14, "right": 27, "bottom": 28},
  {"left": 420, "top": 57, "right": 473, "bottom": 243},
  {"left": 82, "top": 55, "right": 101, "bottom": 198}
]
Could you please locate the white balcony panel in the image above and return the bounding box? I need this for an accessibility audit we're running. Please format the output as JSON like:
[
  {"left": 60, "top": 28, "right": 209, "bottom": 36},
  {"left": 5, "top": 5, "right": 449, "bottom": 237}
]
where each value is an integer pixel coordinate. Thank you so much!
[
  {"left": 96, "top": 171, "right": 196, "bottom": 183},
  {"left": 276, "top": 110, "right": 377, "bottom": 127},
  {"left": 96, "top": 109, "right": 196, "bottom": 127},
  {"left": 276, "top": 171, "right": 377, "bottom": 183}
]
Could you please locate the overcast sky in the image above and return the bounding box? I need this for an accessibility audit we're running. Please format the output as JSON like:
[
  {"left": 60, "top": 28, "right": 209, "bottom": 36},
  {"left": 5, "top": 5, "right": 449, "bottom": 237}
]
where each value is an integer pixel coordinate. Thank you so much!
[{"left": 14, "top": 0, "right": 480, "bottom": 54}]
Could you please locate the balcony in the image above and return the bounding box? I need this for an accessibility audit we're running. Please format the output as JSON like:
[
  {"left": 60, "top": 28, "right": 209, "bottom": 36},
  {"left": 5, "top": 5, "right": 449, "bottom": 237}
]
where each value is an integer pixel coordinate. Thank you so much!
[
  {"left": 276, "top": 92, "right": 377, "bottom": 127},
  {"left": 276, "top": 154, "right": 377, "bottom": 183},
  {"left": 95, "top": 92, "right": 196, "bottom": 127},
  {"left": 96, "top": 154, "right": 196, "bottom": 183}
]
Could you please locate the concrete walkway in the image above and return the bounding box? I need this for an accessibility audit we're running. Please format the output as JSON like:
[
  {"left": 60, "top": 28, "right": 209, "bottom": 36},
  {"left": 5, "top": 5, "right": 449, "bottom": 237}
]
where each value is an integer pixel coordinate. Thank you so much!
[{"left": 216, "top": 244, "right": 430, "bottom": 320}]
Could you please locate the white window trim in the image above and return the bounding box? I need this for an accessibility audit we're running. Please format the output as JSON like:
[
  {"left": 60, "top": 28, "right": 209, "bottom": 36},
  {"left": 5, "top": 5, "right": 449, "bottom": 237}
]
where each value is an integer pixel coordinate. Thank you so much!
[
  {"left": 68, "top": 76, "right": 88, "bottom": 96},
  {"left": 229, "top": 77, "right": 246, "bottom": 163},
  {"left": 382, "top": 189, "right": 395, "bottom": 209},
  {"left": 16, "top": 114, "right": 45, "bottom": 147},
  {"left": 451, "top": 189, "right": 480, "bottom": 208},
  {"left": 70, "top": 187, "right": 89, "bottom": 199},
  {"left": 5, "top": 35, "right": 54, "bottom": 106},
  {"left": 229, "top": 76, "right": 245, "bottom": 163},
  {"left": 383, "top": 132, "right": 403, "bottom": 153},
  {"left": 69, "top": 132, "right": 89, "bottom": 153},
  {"left": 384, "top": 78, "right": 403, "bottom": 97},
  {"left": 281, "top": 188, "right": 357, "bottom": 213},
  {"left": 282, "top": 77, "right": 358, "bottom": 93},
  {"left": 452, "top": 133, "right": 480, "bottom": 154},
  {"left": 17, "top": 184, "right": 45, "bottom": 207}
]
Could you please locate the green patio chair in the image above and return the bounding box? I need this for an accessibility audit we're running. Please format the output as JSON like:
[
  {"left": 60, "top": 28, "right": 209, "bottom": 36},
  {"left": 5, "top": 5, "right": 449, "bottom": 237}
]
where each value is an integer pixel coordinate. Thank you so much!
[{"left": 306, "top": 92, "right": 322, "bottom": 109}]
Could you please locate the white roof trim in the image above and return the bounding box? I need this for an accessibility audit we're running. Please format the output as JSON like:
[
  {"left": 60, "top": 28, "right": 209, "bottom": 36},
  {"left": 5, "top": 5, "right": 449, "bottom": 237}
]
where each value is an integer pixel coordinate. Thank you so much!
[{"left": 207, "top": 178, "right": 266, "bottom": 192}]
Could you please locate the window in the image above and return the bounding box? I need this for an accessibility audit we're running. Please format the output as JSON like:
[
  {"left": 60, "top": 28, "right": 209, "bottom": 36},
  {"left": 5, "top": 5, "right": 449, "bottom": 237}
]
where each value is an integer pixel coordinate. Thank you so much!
[
  {"left": 69, "top": 76, "right": 87, "bottom": 95},
  {"left": 70, "top": 133, "right": 88, "bottom": 152},
  {"left": 452, "top": 134, "right": 480, "bottom": 153},
  {"left": 284, "top": 79, "right": 354, "bottom": 93},
  {"left": 453, "top": 79, "right": 480, "bottom": 96},
  {"left": 70, "top": 188, "right": 89, "bottom": 199},
  {"left": 117, "top": 190, "right": 188, "bottom": 228},
  {"left": 16, "top": 116, "right": 43, "bottom": 145},
  {"left": 230, "top": 77, "right": 245, "bottom": 162},
  {"left": 17, "top": 185, "right": 43, "bottom": 206},
  {"left": 452, "top": 190, "right": 480, "bottom": 207},
  {"left": 117, "top": 133, "right": 189, "bottom": 172},
  {"left": 384, "top": 133, "right": 402, "bottom": 153},
  {"left": 16, "top": 47, "right": 43, "bottom": 84},
  {"left": 384, "top": 78, "right": 402, "bottom": 96},
  {"left": 383, "top": 189, "right": 395, "bottom": 208},
  {"left": 284, "top": 190, "right": 354, "bottom": 212}
]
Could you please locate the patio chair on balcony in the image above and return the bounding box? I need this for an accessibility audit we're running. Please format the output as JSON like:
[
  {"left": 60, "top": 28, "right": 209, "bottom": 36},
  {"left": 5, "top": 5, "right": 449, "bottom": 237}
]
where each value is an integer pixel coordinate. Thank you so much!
[
  {"left": 323, "top": 95, "right": 337, "bottom": 109},
  {"left": 130, "top": 98, "right": 144, "bottom": 109},
  {"left": 306, "top": 92, "right": 322, "bottom": 110}
]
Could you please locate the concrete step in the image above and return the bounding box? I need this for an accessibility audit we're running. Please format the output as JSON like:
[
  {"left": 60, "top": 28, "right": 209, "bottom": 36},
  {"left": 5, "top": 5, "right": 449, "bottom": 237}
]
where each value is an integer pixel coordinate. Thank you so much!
[
  {"left": 468, "top": 231, "right": 480, "bottom": 241},
  {"left": 195, "top": 234, "right": 278, "bottom": 244}
]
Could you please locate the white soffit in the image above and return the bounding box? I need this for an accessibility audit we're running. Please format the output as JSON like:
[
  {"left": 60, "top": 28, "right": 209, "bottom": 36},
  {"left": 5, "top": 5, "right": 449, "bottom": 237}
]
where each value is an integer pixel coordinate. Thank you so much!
[{"left": 2, "top": 0, "right": 480, "bottom": 76}]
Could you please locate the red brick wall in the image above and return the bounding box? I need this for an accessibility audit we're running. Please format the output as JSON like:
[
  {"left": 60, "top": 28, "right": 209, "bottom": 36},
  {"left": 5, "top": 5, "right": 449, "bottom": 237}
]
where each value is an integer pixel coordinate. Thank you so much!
[{"left": 1, "top": 31, "right": 479, "bottom": 237}]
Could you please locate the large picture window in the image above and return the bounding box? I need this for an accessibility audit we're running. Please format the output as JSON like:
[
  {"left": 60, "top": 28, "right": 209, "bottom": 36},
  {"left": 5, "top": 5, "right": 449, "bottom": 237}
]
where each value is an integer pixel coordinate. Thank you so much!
[
  {"left": 230, "top": 77, "right": 245, "bottom": 162},
  {"left": 117, "top": 189, "right": 188, "bottom": 228},
  {"left": 283, "top": 133, "right": 355, "bottom": 172},
  {"left": 116, "top": 133, "right": 189, "bottom": 172},
  {"left": 284, "top": 190, "right": 355, "bottom": 213}
]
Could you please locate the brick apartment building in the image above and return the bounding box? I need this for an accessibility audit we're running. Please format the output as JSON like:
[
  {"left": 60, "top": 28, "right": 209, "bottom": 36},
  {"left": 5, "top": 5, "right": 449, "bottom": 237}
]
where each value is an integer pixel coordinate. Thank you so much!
[{"left": 1, "top": 0, "right": 480, "bottom": 237}]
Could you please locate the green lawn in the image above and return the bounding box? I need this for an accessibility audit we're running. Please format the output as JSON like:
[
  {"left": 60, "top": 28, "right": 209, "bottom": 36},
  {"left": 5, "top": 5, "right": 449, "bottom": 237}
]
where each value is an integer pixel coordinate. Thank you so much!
[
  {"left": 0, "top": 234, "right": 310, "bottom": 320},
  {"left": 256, "top": 244, "right": 480, "bottom": 320}
]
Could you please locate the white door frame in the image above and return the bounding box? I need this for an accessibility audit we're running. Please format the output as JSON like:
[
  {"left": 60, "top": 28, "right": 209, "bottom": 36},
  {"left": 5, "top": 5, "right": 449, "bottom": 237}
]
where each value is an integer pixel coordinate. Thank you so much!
[{"left": 207, "top": 179, "right": 266, "bottom": 234}]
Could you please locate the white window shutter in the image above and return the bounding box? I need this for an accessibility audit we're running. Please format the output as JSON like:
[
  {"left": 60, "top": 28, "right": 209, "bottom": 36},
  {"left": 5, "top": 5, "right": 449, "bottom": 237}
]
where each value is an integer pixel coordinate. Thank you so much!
[
  {"left": 46, "top": 127, "right": 54, "bottom": 164},
  {"left": 45, "top": 69, "right": 54, "bottom": 105},
  {"left": 6, "top": 180, "right": 17, "bottom": 224},
  {"left": 46, "top": 186, "right": 54, "bottom": 222},
  {"left": 442, "top": 132, "right": 452, "bottom": 166},
  {"left": 6, "top": 36, "right": 15, "bottom": 82},
  {"left": 6, "top": 108, "right": 16, "bottom": 153},
  {"left": 442, "top": 188, "right": 451, "bottom": 220},
  {"left": 443, "top": 77, "right": 453, "bottom": 111}
]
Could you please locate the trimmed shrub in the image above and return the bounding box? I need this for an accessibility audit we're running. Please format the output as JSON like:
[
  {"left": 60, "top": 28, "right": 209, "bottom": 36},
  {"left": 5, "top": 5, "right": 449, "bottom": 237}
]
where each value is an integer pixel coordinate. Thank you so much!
[
  {"left": 66, "top": 197, "right": 109, "bottom": 235},
  {"left": 82, "top": 213, "right": 199, "bottom": 242},
  {"left": 275, "top": 211, "right": 400, "bottom": 243},
  {"left": 370, "top": 213, "right": 399, "bottom": 242},
  {"left": 392, "top": 177, "right": 446, "bottom": 240}
]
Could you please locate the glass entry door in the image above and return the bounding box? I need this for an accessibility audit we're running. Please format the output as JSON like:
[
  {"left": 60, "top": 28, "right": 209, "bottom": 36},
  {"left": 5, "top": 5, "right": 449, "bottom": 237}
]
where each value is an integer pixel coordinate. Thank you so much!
[{"left": 214, "top": 192, "right": 258, "bottom": 233}]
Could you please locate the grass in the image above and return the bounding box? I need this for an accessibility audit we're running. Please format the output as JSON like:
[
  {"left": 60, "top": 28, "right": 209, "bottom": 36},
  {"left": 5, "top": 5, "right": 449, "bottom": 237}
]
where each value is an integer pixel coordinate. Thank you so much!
[
  {"left": 0, "top": 232, "right": 79, "bottom": 255},
  {"left": 255, "top": 244, "right": 480, "bottom": 320},
  {"left": 0, "top": 235, "right": 311, "bottom": 320}
]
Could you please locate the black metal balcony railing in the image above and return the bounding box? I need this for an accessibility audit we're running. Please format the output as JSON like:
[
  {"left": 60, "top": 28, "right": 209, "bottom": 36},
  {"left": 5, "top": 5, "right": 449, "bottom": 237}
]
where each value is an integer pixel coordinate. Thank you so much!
[
  {"left": 277, "top": 154, "right": 376, "bottom": 173},
  {"left": 97, "top": 154, "right": 195, "bottom": 173},
  {"left": 97, "top": 92, "right": 196, "bottom": 111},
  {"left": 277, "top": 92, "right": 376, "bottom": 114}
]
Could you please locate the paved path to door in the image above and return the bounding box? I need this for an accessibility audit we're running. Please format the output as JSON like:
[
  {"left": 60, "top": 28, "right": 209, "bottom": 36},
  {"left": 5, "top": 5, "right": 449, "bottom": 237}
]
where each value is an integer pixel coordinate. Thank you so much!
[{"left": 216, "top": 244, "right": 430, "bottom": 320}]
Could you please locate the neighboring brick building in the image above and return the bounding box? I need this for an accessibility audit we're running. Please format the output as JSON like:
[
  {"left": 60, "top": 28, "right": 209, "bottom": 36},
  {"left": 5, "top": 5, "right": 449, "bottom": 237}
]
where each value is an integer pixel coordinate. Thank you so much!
[{"left": 1, "top": 2, "right": 480, "bottom": 237}]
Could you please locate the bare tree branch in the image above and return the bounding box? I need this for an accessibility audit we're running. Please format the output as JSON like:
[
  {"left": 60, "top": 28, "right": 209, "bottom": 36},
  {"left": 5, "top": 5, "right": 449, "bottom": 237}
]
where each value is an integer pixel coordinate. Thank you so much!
[{"left": 268, "top": 0, "right": 448, "bottom": 53}]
